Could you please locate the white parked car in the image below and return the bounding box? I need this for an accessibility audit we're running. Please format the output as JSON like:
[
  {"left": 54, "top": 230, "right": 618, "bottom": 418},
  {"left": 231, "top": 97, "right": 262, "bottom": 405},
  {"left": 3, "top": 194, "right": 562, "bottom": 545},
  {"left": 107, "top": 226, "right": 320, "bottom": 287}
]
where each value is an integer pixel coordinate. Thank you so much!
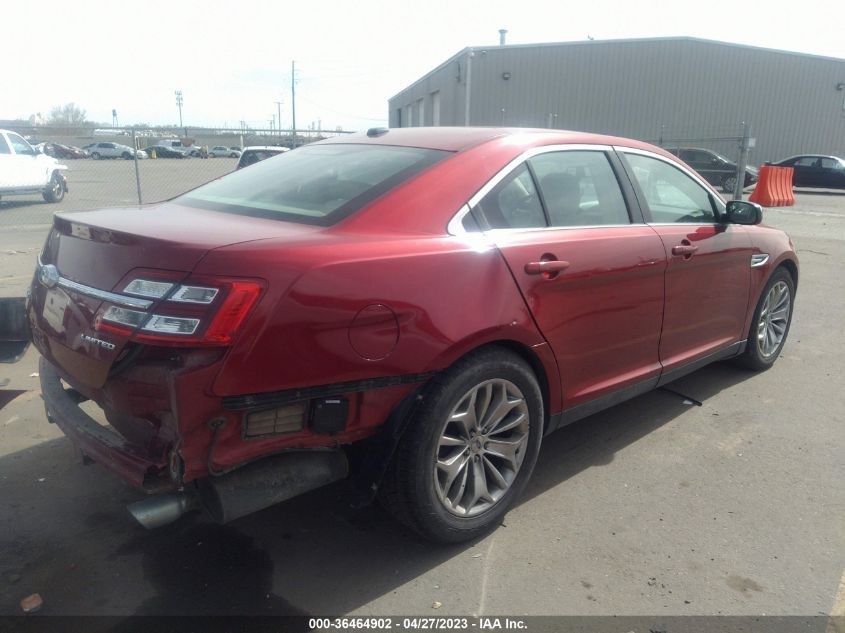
[
  {"left": 87, "top": 142, "right": 147, "bottom": 160},
  {"left": 209, "top": 146, "right": 241, "bottom": 158},
  {"left": 0, "top": 129, "right": 68, "bottom": 203}
]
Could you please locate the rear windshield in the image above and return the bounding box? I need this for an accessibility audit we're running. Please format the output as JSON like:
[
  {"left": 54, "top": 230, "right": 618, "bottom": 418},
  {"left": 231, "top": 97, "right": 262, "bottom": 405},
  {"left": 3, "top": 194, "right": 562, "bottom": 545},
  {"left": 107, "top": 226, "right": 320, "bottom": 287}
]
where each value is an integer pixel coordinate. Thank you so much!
[{"left": 177, "top": 143, "right": 449, "bottom": 225}]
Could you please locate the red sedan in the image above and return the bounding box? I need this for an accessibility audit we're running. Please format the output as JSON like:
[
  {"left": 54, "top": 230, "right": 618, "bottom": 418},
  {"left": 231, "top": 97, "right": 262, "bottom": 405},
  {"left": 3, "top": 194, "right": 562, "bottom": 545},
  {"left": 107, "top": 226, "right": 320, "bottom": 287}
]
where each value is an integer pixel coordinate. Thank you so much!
[{"left": 28, "top": 127, "right": 797, "bottom": 542}]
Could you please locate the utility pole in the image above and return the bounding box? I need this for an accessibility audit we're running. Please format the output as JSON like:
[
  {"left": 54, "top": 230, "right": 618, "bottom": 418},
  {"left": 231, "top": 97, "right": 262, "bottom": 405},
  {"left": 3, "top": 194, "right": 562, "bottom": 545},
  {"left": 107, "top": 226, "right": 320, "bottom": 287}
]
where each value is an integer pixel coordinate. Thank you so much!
[
  {"left": 274, "top": 100, "right": 283, "bottom": 138},
  {"left": 733, "top": 122, "right": 752, "bottom": 201},
  {"left": 175, "top": 90, "right": 183, "bottom": 128},
  {"left": 291, "top": 61, "right": 297, "bottom": 148},
  {"left": 464, "top": 50, "right": 474, "bottom": 126}
]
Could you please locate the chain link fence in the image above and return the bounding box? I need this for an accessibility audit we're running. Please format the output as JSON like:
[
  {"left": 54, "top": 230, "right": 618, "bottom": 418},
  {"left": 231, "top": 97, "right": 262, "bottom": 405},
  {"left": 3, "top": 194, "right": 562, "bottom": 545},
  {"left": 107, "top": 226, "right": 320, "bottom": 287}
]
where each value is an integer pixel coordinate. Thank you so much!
[
  {"left": 646, "top": 123, "right": 756, "bottom": 199},
  {"left": 0, "top": 125, "right": 351, "bottom": 228}
]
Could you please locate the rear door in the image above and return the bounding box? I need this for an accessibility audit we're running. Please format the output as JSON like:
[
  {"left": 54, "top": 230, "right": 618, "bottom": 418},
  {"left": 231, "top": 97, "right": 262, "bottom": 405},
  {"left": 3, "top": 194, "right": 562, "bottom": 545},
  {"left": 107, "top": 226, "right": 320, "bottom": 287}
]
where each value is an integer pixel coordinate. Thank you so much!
[
  {"left": 467, "top": 146, "right": 666, "bottom": 408},
  {"left": 791, "top": 157, "right": 818, "bottom": 187},
  {"left": 618, "top": 149, "right": 752, "bottom": 373}
]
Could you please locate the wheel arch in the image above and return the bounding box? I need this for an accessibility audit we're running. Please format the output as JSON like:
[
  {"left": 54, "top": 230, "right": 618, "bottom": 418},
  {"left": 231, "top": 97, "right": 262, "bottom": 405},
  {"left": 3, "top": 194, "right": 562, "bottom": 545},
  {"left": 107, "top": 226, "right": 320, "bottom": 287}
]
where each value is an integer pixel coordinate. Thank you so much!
[
  {"left": 470, "top": 340, "right": 553, "bottom": 433},
  {"left": 352, "top": 338, "right": 558, "bottom": 502},
  {"left": 777, "top": 257, "right": 799, "bottom": 291}
]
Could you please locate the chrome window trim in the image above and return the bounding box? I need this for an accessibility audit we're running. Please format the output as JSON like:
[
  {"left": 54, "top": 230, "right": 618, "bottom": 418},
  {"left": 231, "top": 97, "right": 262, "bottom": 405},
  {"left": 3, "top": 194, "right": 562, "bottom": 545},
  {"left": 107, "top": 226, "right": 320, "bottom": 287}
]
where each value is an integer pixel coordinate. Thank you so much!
[
  {"left": 37, "top": 258, "right": 153, "bottom": 310},
  {"left": 447, "top": 144, "right": 616, "bottom": 236},
  {"left": 447, "top": 204, "right": 473, "bottom": 236},
  {"left": 477, "top": 223, "right": 639, "bottom": 236}
]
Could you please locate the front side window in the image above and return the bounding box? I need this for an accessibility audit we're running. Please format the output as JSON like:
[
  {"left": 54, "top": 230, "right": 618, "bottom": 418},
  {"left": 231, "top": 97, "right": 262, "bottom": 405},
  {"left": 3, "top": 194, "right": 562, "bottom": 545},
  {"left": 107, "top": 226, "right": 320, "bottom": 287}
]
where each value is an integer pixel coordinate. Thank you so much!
[
  {"left": 625, "top": 153, "right": 718, "bottom": 224},
  {"left": 7, "top": 133, "right": 35, "bottom": 155},
  {"left": 529, "top": 151, "right": 629, "bottom": 227},
  {"left": 0, "top": 135, "right": 10, "bottom": 155},
  {"left": 795, "top": 157, "right": 817, "bottom": 167},
  {"left": 474, "top": 164, "right": 546, "bottom": 230},
  {"left": 179, "top": 143, "right": 449, "bottom": 225}
]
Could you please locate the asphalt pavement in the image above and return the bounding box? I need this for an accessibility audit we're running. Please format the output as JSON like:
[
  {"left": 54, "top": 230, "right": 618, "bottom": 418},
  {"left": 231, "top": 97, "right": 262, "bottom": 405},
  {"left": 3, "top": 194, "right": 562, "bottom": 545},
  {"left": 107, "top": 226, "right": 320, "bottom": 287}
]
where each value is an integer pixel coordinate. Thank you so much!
[{"left": 0, "top": 183, "right": 843, "bottom": 620}]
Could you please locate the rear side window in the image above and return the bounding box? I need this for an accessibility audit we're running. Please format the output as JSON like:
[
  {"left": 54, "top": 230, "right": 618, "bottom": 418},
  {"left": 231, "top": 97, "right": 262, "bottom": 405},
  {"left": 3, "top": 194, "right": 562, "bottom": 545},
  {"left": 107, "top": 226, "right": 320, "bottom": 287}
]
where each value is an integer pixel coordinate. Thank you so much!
[
  {"left": 474, "top": 164, "right": 546, "bottom": 230},
  {"left": 179, "top": 144, "right": 449, "bottom": 225},
  {"left": 529, "top": 151, "right": 630, "bottom": 226}
]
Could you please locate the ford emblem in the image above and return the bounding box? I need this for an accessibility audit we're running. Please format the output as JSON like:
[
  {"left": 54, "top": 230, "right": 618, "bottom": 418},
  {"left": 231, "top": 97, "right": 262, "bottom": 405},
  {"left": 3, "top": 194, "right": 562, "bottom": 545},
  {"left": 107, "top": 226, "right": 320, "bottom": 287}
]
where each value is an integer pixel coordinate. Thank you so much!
[{"left": 39, "top": 264, "right": 60, "bottom": 289}]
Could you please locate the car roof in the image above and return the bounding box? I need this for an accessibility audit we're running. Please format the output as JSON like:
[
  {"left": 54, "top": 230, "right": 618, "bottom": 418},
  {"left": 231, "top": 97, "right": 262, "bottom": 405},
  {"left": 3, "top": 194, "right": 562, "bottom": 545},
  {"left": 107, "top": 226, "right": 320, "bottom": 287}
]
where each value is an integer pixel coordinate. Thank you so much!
[
  {"left": 319, "top": 127, "right": 666, "bottom": 154},
  {"left": 780, "top": 154, "right": 843, "bottom": 161},
  {"left": 242, "top": 146, "right": 287, "bottom": 152},
  {"left": 665, "top": 147, "right": 717, "bottom": 153}
]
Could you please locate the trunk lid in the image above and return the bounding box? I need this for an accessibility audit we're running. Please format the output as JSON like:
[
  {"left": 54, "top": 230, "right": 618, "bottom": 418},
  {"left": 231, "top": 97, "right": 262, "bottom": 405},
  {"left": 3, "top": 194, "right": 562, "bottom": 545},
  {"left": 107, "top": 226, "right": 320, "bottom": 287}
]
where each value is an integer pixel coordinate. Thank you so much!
[{"left": 30, "top": 203, "right": 319, "bottom": 389}]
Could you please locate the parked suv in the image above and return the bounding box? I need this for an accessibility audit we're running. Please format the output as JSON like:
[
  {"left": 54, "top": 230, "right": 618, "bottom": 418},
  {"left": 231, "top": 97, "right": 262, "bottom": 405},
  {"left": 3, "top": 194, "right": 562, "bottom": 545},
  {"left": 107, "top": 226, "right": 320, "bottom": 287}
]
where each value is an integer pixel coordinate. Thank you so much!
[
  {"left": 236, "top": 145, "right": 289, "bottom": 169},
  {"left": 666, "top": 147, "right": 758, "bottom": 193},
  {"left": 88, "top": 142, "right": 147, "bottom": 160},
  {"left": 29, "top": 128, "right": 797, "bottom": 543},
  {"left": 0, "top": 129, "right": 68, "bottom": 203}
]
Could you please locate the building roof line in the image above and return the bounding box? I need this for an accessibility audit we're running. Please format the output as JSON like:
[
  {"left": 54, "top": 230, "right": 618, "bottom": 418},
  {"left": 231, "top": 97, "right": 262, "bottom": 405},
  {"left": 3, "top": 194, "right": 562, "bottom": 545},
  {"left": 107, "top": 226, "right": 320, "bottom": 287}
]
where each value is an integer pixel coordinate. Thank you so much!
[
  {"left": 388, "top": 46, "right": 471, "bottom": 102},
  {"left": 388, "top": 36, "right": 845, "bottom": 103}
]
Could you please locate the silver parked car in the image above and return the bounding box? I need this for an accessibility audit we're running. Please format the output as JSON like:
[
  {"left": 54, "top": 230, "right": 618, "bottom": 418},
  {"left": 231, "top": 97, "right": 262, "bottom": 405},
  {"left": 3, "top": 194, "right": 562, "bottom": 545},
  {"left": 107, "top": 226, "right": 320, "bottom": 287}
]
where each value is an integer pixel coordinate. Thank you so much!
[
  {"left": 209, "top": 146, "right": 241, "bottom": 158},
  {"left": 87, "top": 142, "right": 147, "bottom": 160}
]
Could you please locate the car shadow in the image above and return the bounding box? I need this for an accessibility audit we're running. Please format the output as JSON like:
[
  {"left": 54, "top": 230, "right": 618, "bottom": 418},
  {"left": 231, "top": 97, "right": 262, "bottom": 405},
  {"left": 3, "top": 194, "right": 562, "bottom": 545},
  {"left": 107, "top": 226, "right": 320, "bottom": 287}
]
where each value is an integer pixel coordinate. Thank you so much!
[
  {"left": 0, "top": 199, "right": 45, "bottom": 211},
  {"left": 793, "top": 188, "right": 845, "bottom": 197},
  {"left": 0, "top": 362, "right": 757, "bottom": 616}
]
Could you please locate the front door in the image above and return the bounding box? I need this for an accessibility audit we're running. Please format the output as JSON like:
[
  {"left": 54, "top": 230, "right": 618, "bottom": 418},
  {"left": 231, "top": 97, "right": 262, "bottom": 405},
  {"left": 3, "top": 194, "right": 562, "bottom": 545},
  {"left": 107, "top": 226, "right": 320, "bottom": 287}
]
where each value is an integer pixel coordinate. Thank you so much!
[
  {"left": 620, "top": 151, "right": 752, "bottom": 372},
  {"left": 5, "top": 131, "right": 42, "bottom": 187}
]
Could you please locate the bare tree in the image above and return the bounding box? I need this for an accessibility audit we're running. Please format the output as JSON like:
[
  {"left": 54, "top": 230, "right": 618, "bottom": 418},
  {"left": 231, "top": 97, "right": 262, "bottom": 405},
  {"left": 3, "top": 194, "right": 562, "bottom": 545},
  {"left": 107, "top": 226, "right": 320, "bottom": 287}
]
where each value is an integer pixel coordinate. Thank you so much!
[{"left": 48, "top": 103, "right": 87, "bottom": 125}]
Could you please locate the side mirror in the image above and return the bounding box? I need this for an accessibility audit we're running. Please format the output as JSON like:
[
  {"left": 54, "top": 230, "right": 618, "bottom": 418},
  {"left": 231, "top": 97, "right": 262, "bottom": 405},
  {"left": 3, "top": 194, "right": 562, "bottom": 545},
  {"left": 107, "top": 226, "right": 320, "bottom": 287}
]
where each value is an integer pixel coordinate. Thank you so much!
[{"left": 725, "top": 200, "right": 763, "bottom": 225}]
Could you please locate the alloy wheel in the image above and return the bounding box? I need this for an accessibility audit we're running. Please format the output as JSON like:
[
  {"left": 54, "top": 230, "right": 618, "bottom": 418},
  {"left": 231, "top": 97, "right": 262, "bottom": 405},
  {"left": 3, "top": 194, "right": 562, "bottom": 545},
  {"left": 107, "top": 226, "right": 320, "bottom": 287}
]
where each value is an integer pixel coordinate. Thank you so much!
[
  {"left": 757, "top": 280, "right": 791, "bottom": 358},
  {"left": 434, "top": 379, "right": 530, "bottom": 517}
]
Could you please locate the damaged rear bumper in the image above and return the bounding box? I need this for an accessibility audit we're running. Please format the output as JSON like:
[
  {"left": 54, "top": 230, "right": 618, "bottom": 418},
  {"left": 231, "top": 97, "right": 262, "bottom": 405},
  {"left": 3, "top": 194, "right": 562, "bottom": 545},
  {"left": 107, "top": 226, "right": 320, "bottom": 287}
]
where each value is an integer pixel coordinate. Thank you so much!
[{"left": 39, "top": 357, "right": 173, "bottom": 492}]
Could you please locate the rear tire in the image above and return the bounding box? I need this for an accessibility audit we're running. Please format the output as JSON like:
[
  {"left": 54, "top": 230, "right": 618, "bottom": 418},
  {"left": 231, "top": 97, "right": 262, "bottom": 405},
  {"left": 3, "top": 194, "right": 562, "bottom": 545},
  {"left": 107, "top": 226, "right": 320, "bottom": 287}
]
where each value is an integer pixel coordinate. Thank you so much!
[
  {"left": 721, "top": 175, "right": 737, "bottom": 193},
  {"left": 379, "top": 347, "right": 543, "bottom": 543},
  {"left": 42, "top": 172, "right": 64, "bottom": 203},
  {"left": 733, "top": 267, "right": 794, "bottom": 371}
]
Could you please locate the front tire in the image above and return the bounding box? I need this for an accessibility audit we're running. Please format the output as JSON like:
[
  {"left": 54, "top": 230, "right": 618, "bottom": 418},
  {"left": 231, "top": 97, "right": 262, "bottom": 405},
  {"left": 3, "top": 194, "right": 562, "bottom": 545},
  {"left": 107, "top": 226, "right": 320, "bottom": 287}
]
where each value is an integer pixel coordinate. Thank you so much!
[
  {"left": 91, "top": 152, "right": 101, "bottom": 160},
  {"left": 380, "top": 347, "right": 543, "bottom": 543},
  {"left": 734, "top": 267, "right": 795, "bottom": 371},
  {"left": 42, "top": 172, "right": 64, "bottom": 203}
]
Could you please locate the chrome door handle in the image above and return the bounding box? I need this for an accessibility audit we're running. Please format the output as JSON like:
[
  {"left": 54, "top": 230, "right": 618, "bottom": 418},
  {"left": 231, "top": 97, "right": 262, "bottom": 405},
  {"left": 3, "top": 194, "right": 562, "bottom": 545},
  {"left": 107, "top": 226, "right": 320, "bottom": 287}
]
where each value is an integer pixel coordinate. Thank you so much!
[
  {"left": 671, "top": 244, "right": 699, "bottom": 257},
  {"left": 524, "top": 260, "right": 571, "bottom": 275}
]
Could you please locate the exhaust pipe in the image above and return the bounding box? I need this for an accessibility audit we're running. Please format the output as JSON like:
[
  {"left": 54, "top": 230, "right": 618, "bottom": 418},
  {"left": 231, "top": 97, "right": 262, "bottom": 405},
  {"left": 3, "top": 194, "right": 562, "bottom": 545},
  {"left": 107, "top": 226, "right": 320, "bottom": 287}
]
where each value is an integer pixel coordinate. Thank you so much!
[
  {"left": 199, "top": 450, "right": 348, "bottom": 523},
  {"left": 127, "top": 450, "right": 348, "bottom": 529},
  {"left": 127, "top": 491, "right": 198, "bottom": 529}
]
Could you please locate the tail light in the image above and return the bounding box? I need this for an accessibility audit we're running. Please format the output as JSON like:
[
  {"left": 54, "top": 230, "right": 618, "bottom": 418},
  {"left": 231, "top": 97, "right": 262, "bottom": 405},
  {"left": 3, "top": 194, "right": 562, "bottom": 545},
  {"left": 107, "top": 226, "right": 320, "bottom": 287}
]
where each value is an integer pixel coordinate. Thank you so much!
[{"left": 95, "top": 275, "right": 264, "bottom": 347}]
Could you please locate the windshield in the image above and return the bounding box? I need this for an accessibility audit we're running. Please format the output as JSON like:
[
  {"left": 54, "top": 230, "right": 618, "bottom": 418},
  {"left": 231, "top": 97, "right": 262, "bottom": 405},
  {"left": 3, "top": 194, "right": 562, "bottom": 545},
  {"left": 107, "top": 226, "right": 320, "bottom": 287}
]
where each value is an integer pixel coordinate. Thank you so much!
[{"left": 178, "top": 143, "right": 450, "bottom": 225}]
